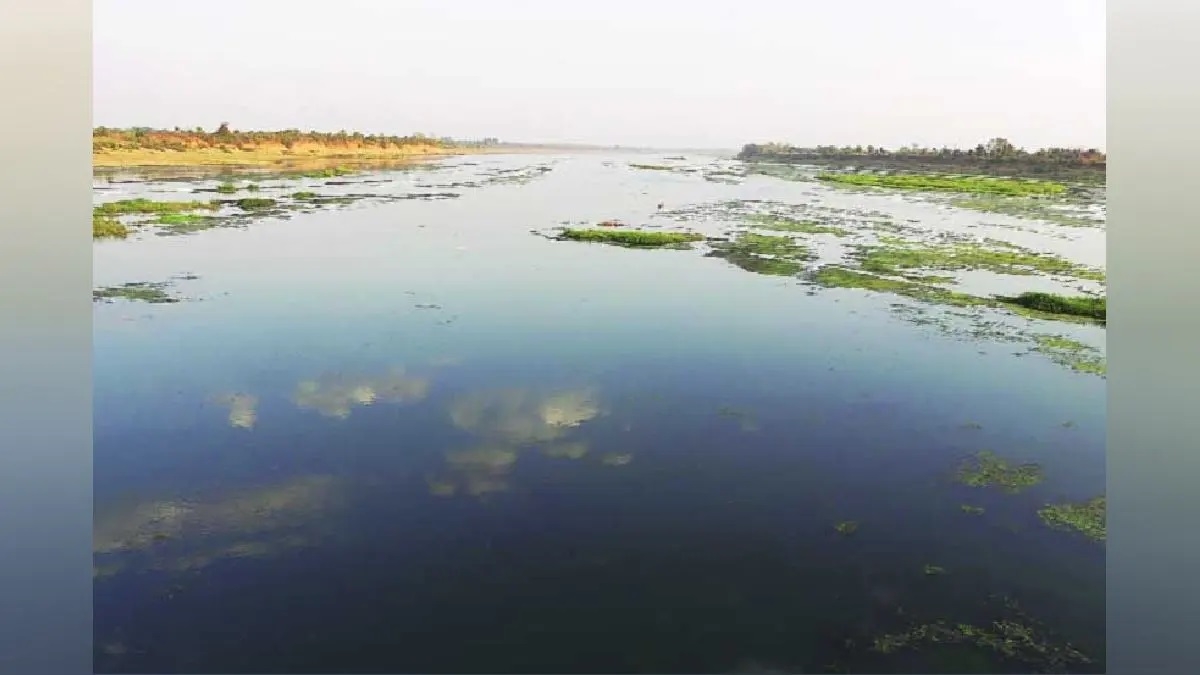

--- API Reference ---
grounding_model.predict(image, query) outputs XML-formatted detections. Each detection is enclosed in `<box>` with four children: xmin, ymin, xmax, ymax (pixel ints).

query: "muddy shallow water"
<box><xmin>93</xmin><ymin>154</ymin><xmax>1105</xmax><ymax>673</ymax></box>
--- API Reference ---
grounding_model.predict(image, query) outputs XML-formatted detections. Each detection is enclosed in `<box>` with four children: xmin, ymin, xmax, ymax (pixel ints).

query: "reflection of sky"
<box><xmin>94</xmin><ymin>474</ymin><xmax>342</xmax><ymax>577</ymax></box>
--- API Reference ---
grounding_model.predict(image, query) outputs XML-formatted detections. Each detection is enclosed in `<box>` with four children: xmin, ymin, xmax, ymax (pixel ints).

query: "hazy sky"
<box><xmin>94</xmin><ymin>0</ymin><xmax>1105</xmax><ymax>150</ymax></box>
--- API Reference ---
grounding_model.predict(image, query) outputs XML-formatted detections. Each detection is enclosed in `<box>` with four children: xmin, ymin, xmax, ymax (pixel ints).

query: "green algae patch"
<box><xmin>1038</xmin><ymin>496</ymin><xmax>1105</xmax><ymax>542</ymax></box>
<box><xmin>923</xmin><ymin>564</ymin><xmax>947</xmax><ymax>576</ymax></box>
<box><xmin>1001</xmin><ymin>292</ymin><xmax>1106</xmax><ymax>322</ymax></box>
<box><xmin>291</xmin><ymin>191</ymin><xmax>319</xmax><ymax>200</ymax></box>
<box><xmin>1031</xmin><ymin>335</ymin><xmax>1106</xmax><ymax>376</ymax></box>
<box><xmin>743</xmin><ymin>214</ymin><xmax>851</xmax><ymax>236</ymax></box>
<box><xmin>94</xmin><ymin>198</ymin><xmax>221</xmax><ymax>216</ymax></box>
<box><xmin>950</xmin><ymin>194</ymin><xmax>1103</xmax><ymax>229</ymax></box>
<box><xmin>93</xmin><ymin>282</ymin><xmax>179</xmax><ymax>304</ymax></box>
<box><xmin>234</xmin><ymin>197</ymin><xmax>278</xmax><ymax>210</ymax></box>
<box><xmin>812</xmin><ymin>267</ymin><xmax>984</xmax><ymax>308</ymax></box>
<box><xmin>155</xmin><ymin>213</ymin><xmax>224</xmax><ymax>234</ymax></box>
<box><xmin>853</xmin><ymin>240</ymin><xmax>1105</xmax><ymax>282</ymax></box>
<box><xmin>558</xmin><ymin>228</ymin><xmax>704</xmax><ymax>248</ymax></box>
<box><xmin>871</xmin><ymin>618</ymin><xmax>1092</xmax><ymax>671</ymax></box>
<box><xmin>834</xmin><ymin>521</ymin><xmax>859</xmax><ymax>535</ymax></box>
<box><xmin>707</xmin><ymin>232</ymin><xmax>811</xmax><ymax>276</ymax></box>
<box><xmin>954</xmin><ymin>451</ymin><xmax>1044</xmax><ymax>493</ymax></box>
<box><xmin>215</xmin><ymin>182</ymin><xmax>238</xmax><ymax>194</ymax></box>
<box><xmin>93</xmin><ymin>215</ymin><xmax>128</xmax><ymax>239</ymax></box>
<box><xmin>960</xmin><ymin>504</ymin><xmax>985</xmax><ymax>515</ymax></box>
<box><xmin>819</xmin><ymin>172</ymin><xmax>1067</xmax><ymax>197</ymax></box>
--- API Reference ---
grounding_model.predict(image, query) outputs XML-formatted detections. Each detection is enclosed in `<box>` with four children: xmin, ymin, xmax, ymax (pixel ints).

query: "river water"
<box><xmin>93</xmin><ymin>153</ymin><xmax>1105</xmax><ymax>673</ymax></box>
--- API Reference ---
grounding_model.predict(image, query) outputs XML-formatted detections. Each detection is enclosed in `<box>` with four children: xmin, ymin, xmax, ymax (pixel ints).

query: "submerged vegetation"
<box><xmin>834</xmin><ymin>521</ymin><xmax>859</xmax><ymax>535</ymax></box>
<box><xmin>954</xmin><ymin>451</ymin><xmax>1044</xmax><ymax>493</ymax></box>
<box><xmin>234</xmin><ymin>198</ymin><xmax>277</xmax><ymax>210</ymax></box>
<box><xmin>1030</xmin><ymin>335</ymin><xmax>1107</xmax><ymax>376</ymax></box>
<box><xmin>1038</xmin><ymin>496</ymin><xmax>1106</xmax><ymax>542</ymax></box>
<box><xmin>743</xmin><ymin>214</ymin><xmax>851</xmax><ymax>236</ymax></box>
<box><xmin>93</xmin><ymin>281</ymin><xmax>179</xmax><ymax>304</ymax></box>
<box><xmin>707</xmin><ymin>232</ymin><xmax>811</xmax><ymax>276</ymax></box>
<box><xmin>557</xmin><ymin>228</ymin><xmax>704</xmax><ymax>248</ymax></box>
<box><xmin>871</xmin><ymin>613</ymin><xmax>1092</xmax><ymax>671</ymax></box>
<box><xmin>852</xmin><ymin>240</ymin><xmax>1104</xmax><ymax>282</ymax></box>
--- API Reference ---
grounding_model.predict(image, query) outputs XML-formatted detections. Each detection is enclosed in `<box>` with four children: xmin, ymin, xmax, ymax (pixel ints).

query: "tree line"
<box><xmin>739</xmin><ymin>137</ymin><xmax>1105</xmax><ymax>166</ymax></box>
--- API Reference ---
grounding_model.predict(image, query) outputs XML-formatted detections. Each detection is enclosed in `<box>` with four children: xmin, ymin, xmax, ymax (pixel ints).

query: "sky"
<box><xmin>93</xmin><ymin>0</ymin><xmax>1106</xmax><ymax>150</ymax></box>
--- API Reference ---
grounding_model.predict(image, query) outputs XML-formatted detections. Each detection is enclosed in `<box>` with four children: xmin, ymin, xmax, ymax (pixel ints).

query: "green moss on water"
<box><xmin>1030</xmin><ymin>334</ymin><xmax>1107</xmax><ymax>375</ymax></box>
<box><xmin>812</xmin><ymin>266</ymin><xmax>1106</xmax><ymax>325</ymax></box>
<box><xmin>94</xmin><ymin>198</ymin><xmax>220</xmax><ymax>216</ymax></box>
<box><xmin>215</xmin><ymin>182</ymin><xmax>237</xmax><ymax>194</ymax></box>
<box><xmin>834</xmin><ymin>521</ymin><xmax>859</xmax><ymax>535</ymax></box>
<box><xmin>93</xmin><ymin>214</ymin><xmax>128</xmax><ymax>239</ymax></box>
<box><xmin>291</xmin><ymin>191</ymin><xmax>318</xmax><ymax>200</ymax></box>
<box><xmin>954</xmin><ymin>451</ymin><xmax>1044</xmax><ymax>493</ymax></box>
<box><xmin>950</xmin><ymin>195</ymin><xmax>1102</xmax><ymax>229</ymax></box>
<box><xmin>854</xmin><ymin>241</ymin><xmax>1105</xmax><ymax>282</ymax></box>
<box><xmin>811</xmin><ymin>267</ymin><xmax>985</xmax><ymax>307</ymax></box>
<box><xmin>234</xmin><ymin>198</ymin><xmax>277</xmax><ymax>210</ymax></box>
<box><xmin>93</xmin><ymin>282</ymin><xmax>178</xmax><ymax>304</ymax></box>
<box><xmin>559</xmin><ymin>228</ymin><xmax>704</xmax><ymax>248</ymax></box>
<box><xmin>743</xmin><ymin>214</ymin><xmax>851</xmax><ymax>236</ymax></box>
<box><xmin>707</xmin><ymin>232</ymin><xmax>811</xmax><ymax>276</ymax></box>
<box><xmin>155</xmin><ymin>212</ymin><xmax>223</xmax><ymax>233</ymax></box>
<box><xmin>1038</xmin><ymin>496</ymin><xmax>1106</xmax><ymax>542</ymax></box>
<box><xmin>1001</xmin><ymin>292</ymin><xmax>1106</xmax><ymax>322</ymax></box>
<box><xmin>871</xmin><ymin>618</ymin><xmax>1091</xmax><ymax>671</ymax></box>
<box><xmin>819</xmin><ymin>173</ymin><xmax>1067</xmax><ymax>197</ymax></box>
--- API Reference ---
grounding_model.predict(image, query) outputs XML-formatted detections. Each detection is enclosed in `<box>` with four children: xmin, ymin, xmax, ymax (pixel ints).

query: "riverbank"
<box><xmin>92</xmin><ymin>127</ymin><xmax>498</xmax><ymax>168</ymax></box>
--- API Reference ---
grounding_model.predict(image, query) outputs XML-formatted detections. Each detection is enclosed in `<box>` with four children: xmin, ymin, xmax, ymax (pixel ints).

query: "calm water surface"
<box><xmin>94</xmin><ymin>154</ymin><xmax>1105</xmax><ymax>673</ymax></box>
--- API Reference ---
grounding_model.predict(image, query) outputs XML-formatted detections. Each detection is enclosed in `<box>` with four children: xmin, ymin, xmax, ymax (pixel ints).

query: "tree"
<box><xmin>215</xmin><ymin>122</ymin><xmax>231</xmax><ymax>135</ymax></box>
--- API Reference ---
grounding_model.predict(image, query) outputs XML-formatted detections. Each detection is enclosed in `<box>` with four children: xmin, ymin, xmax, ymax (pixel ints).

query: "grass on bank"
<box><xmin>818</xmin><ymin>172</ymin><xmax>1068</xmax><ymax>197</ymax></box>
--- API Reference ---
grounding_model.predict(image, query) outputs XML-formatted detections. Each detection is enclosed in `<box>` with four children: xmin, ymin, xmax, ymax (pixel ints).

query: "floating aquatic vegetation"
<box><xmin>94</xmin><ymin>198</ymin><xmax>221</xmax><ymax>216</ymax></box>
<box><xmin>954</xmin><ymin>451</ymin><xmax>1044</xmax><ymax>493</ymax></box>
<box><xmin>850</xmin><ymin>240</ymin><xmax>1105</xmax><ymax>283</ymax></box>
<box><xmin>1038</xmin><ymin>496</ymin><xmax>1105</xmax><ymax>542</ymax></box>
<box><xmin>93</xmin><ymin>214</ymin><xmax>128</xmax><ymax>239</ymax></box>
<box><xmin>834</xmin><ymin>521</ymin><xmax>859</xmax><ymax>535</ymax></box>
<box><xmin>818</xmin><ymin>173</ymin><xmax>1067</xmax><ymax>197</ymax></box>
<box><xmin>93</xmin><ymin>281</ymin><xmax>180</xmax><ymax>304</ymax></box>
<box><xmin>743</xmin><ymin>214</ymin><xmax>851</xmax><ymax>236</ymax></box>
<box><xmin>707</xmin><ymin>232</ymin><xmax>812</xmax><ymax>276</ymax></box>
<box><xmin>557</xmin><ymin>228</ymin><xmax>705</xmax><ymax>248</ymax></box>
